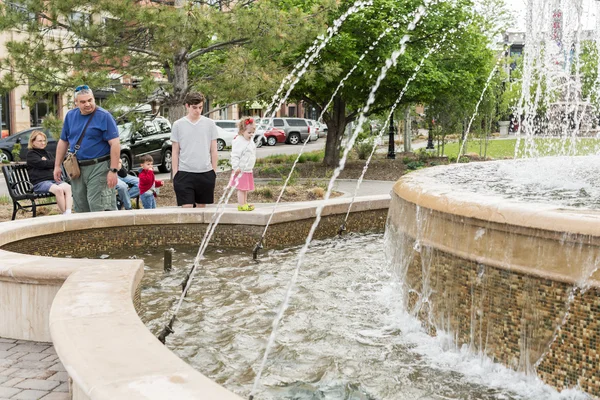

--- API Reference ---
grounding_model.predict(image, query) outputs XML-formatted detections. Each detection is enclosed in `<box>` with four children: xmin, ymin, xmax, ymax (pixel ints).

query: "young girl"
<box><xmin>229</xmin><ymin>117</ymin><xmax>257</xmax><ymax>211</ymax></box>
<box><xmin>26</xmin><ymin>130</ymin><xmax>73</xmax><ymax>215</ymax></box>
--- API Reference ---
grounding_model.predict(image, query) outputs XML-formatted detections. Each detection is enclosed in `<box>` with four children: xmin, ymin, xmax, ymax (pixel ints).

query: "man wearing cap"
<box><xmin>53</xmin><ymin>85</ymin><xmax>121</xmax><ymax>212</ymax></box>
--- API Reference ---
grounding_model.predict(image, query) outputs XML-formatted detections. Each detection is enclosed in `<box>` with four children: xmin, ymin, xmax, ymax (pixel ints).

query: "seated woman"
<box><xmin>26</xmin><ymin>130</ymin><xmax>73</xmax><ymax>215</ymax></box>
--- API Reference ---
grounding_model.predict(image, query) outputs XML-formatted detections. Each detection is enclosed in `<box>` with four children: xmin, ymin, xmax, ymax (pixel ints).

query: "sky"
<box><xmin>504</xmin><ymin>0</ymin><xmax>598</xmax><ymax>30</ymax></box>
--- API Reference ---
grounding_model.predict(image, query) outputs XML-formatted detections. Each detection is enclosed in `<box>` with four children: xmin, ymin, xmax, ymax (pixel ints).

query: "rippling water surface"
<box><xmin>433</xmin><ymin>156</ymin><xmax>600</xmax><ymax>209</ymax></box>
<box><xmin>103</xmin><ymin>234</ymin><xmax>589</xmax><ymax>399</ymax></box>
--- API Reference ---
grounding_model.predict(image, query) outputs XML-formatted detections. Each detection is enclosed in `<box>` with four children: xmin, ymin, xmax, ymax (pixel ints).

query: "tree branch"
<box><xmin>186</xmin><ymin>38</ymin><xmax>250</xmax><ymax>61</ymax></box>
<box><xmin>127</xmin><ymin>46</ymin><xmax>161</xmax><ymax>58</ymax></box>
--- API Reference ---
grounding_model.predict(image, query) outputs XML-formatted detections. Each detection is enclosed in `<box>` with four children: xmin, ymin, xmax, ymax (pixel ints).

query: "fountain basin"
<box><xmin>387</xmin><ymin>158</ymin><xmax>600</xmax><ymax>396</ymax></box>
<box><xmin>0</xmin><ymin>196</ymin><xmax>388</xmax><ymax>400</ymax></box>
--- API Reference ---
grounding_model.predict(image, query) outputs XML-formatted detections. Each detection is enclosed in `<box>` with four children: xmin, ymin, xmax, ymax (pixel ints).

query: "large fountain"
<box><xmin>386</xmin><ymin>0</ymin><xmax>600</xmax><ymax>395</ymax></box>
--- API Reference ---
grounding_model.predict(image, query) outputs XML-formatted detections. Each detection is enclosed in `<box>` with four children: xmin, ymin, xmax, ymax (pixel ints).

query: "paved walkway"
<box><xmin>0</xmin><ymin>338</ymin><xmax>68</xmax><ymax>400</ymax></box>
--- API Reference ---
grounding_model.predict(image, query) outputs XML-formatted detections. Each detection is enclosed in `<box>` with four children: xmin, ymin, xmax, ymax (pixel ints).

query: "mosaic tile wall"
<box><xmin>1</xmin><ymin>210</ymin><xmax>387</xmax><ymax>258</ymax></box>
<box><xmin>399</xmin><ymin>240</ymin><xmax>600</xmax><ymax>397</ymax></box>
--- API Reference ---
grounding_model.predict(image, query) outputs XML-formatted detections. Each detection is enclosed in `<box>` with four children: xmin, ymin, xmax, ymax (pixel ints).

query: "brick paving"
<box><xmin>0</xmin><ymin>338</ymin><xmax>68</xmax><ymax>400</ymax></box>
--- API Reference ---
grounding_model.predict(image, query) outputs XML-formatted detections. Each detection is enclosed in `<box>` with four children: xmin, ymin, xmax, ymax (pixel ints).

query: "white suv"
<box><xmin>261</xmin><ymin>118</ymin><xmax>311</xmax><ymax>145</ymax></box>
<box><xmin>213</xmin><ymin>120</ymin><xmax>237</xmax><ymax>151</ymax></box>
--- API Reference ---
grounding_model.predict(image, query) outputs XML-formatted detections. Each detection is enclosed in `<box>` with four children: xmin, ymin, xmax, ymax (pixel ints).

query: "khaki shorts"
<box><xmin>71</xmin><ymin>160</ymin><xmax>117</xmax><ymax>212</ymax></box>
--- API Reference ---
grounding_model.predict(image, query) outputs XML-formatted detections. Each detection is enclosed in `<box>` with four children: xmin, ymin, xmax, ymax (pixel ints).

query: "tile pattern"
<box><xmin>400</xmin><ymin>243</ymin><xmax>599</xmax><ymax>397</ymax></box>
<box><xmin>0</xmin><ymin>338</ymin><xmax>68</xmax><ymax>400</ymax></box>
<box><xmin>1</xmin><ymin>210</ymin><xmax>387</xmax><ymax>257</ymax></box>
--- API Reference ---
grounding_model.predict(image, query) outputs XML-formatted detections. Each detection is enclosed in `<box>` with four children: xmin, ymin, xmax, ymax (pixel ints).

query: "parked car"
<box><xmin>0</xmin><ymin>127</ymin><xmax>53</xmax><ymax>162</ymax></box>
<box><xmin>260</xmin><ymin>118</ymin><xmax>311</xmax><ymax>145</ymax></box>
<box><xmin>118</xmin><ymin>116</ymin><xmax>172</xmax><ymax>173</ymax></box>
<box><xmin>213</xmin><ymin>120</ymin><xmax>238</xmax><ymax>151</ymax></box>
<box><xmin>261</xmin><ymin>128</ymin><xmax>287</xmax><ymax>146</ymax></box>
<box><xmin>305</xmin><ymin>119</ymin><xmax>319</xmax><ymax>141</ymax></box>
<box><xmin>317</xmin><ymin>121</ymin><xmax>328</xmax><ymax>137</ymax></box>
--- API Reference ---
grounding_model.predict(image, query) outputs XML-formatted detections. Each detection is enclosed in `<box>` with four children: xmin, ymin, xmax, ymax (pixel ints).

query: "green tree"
<box><xmin>0</xmin><ymin>0</ymin><xmax>329</xmax><ymax>121</ymax></box>
<box><xmin>287</xmin><ymin>0</ymin><xmax>497</xmax><ymax>166</ymax></box>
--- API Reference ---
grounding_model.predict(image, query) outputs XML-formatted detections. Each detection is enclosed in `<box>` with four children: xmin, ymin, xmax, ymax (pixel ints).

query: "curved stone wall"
<box><xmin>389</xmin><ymin>165</ymin><xmax>600</xmax><ymax>396</ymax></box>
<box><xmin>0</xmin><ymin>196</ymin><xmax>389</xmax><ymax>400</ymax></box>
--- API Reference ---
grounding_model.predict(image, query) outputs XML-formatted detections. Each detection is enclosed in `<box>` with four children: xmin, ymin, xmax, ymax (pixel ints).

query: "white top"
<box><xmin>230</xmin><ymin>135</ymin><xmax>256</xmax><ymax>173</ymax></box>
<box><xmin>171</xmin><ymin>116</ymin><xmax>218</xmax><ymax>173</ymax></box>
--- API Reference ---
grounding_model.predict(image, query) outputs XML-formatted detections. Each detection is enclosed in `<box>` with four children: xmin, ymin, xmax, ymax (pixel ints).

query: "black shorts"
<box><xmin>173</xmin><ymin>170</ymin><xmax>216</xmax><ymax>206</ymax></box>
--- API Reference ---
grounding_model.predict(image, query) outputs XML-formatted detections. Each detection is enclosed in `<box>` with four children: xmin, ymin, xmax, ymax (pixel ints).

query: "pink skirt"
<box><xmin>229</xmin><ymin>171</ymin><xmax>255</xmax><ymax>191</ymax></box>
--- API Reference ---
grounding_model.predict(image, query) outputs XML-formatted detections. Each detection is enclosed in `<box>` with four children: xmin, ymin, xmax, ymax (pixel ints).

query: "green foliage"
<box><xmin>0</xmin><ymin>0</ymin><xmax>330</xmax><ymax>118</ymax></box>
<box><xmin>256</xmin><ymin>151</ymin><xmax>324</xmax><ymax>165</ymax></box>
<box><xmin>41</xmin><ymin>115</ymin><xmax>63</xmax><ymax>140</ymax></box>
<box><xmin>217</xmin><ymin>158</ymin><xmax>231</xmax><ymax>171</ymax></box>
<box><xmin>415</xmin><ymin>148</ymin><xmax>430</xmax><ymax>163</ymax></box>
<box><xmin>580</xmin><ymin>41</ymin><xmax>600</xmax><ymax>106</ymax></box>
<box><xmin>254</xmin><ymin>187</ymin><xmax>274</xmax><ymax>199</ymax></box>
<box><xmin>11</xmin><ymin>143</ymin><xmax>21</xmax><ymax>162</ymax></box>
<box><xmin>443</xmin><ymin>138</ymin><xmax>600</xmax><ymax>159</ymax></box>
<box><xmin>406</xmin><ymin>160</ymin><xmax>424</xmax><ymax>170</ymax></box>
<box><xmin>0</xmin><ymin>195</ymin><xmax>10</xmax><ymax>205</ymax></box>
<box><xmin>354</xmin><ymin>138</ymin><xmax>374</xmax><ymax>160</ymax></box>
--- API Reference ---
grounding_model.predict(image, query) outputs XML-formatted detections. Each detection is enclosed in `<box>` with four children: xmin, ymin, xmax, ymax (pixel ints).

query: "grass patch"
<box><xmin>0</xmin><ymin>195</ymin><xmax>11</xmax><ymax>205</ymax></box>
<box><xmin>442</xmin><ymin>138</ymin><xmax>600</xmax><ymax>159</ymax></box>
<box><xmin>255</xmin><ymin>150</ymin><xmax>324</xmax><ymax>166</ymax></box>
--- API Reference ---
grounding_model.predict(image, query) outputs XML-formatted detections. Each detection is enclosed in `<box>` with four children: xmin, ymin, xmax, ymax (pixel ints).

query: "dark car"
<box><xmin>118</xmin><ymin>117</ymin><xmax>173</xmax><ymax>173</ymax></box>
<box><xmin>0</xmin><ymin>127</ymin><xmax>54</xmax><ymax>162</ymax></box>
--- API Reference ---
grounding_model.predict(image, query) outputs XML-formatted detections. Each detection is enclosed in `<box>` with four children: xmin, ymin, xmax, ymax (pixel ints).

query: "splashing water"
<box><xmin>342</xmin><ymin>35</ymin><xmax>448</xmax><ymax>224</ymax></box>
<box><xmin>250</xmin><ymin>2</ymin><xmax>432</xmax><ymax>397</ymax></box>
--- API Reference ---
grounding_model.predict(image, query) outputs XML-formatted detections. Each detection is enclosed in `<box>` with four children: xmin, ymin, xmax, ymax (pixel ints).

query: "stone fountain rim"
<box><xmin>0</xmin><ymin>195</ymin><xmax>389</xmax><ymax>400</ymax></box>
<box><xmin>393</xmin><ymin>159</ymin><xmax>600</xmax><ymax>237</ymax></box>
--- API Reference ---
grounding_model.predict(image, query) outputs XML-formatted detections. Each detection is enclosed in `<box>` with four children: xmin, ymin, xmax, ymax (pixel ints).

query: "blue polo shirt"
<box><xmin>60</xmin><ymin>106</ymin><xmax>119</xmax><ymax>161</ymax></box>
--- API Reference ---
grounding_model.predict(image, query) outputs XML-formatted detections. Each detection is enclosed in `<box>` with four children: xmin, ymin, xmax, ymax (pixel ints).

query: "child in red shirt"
<box><xmin>138</xmin><ymin>155</ymin><xmax>163</xmax><ymax>209</ymax></box>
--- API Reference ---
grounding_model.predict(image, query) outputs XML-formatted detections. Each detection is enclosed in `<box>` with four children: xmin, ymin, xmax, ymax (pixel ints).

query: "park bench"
<box><xmin>2</xmin><ymin>164</ymin><xmax>141</xmax><ymax>220</ymax></box>
<box><xmin>1</xmin><ymin>163</ymin><xmax>69</xmax><ymax>221</ymax></box>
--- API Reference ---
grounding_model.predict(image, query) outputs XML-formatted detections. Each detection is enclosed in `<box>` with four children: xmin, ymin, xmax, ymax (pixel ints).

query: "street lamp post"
<box><xmin>426</xmin><ymin>119</ymin><xmax>435</xmax><ymax>150</ymax></box>
<box><xmin>387</xmin><ymin>113</ymin><xmax>395</xmax><ymax>159</ymax></box>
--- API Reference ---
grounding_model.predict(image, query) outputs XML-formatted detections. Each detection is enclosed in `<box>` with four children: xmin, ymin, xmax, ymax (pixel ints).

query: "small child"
<box><xmin>138</xmin><ymin>155</ymin><xmax>164</xmax><ymax>209</ymax></box>
<box><xmin>229</xmin><ymin>117</ymin><xmax>257</xmax><ymax>211</ymax></box>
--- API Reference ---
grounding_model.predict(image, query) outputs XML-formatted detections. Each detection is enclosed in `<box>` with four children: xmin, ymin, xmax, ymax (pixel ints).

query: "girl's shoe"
<box><xmin>238</xmin><ymin>204</ymin><xmax>254</xmax><ymax>211</ymax></box>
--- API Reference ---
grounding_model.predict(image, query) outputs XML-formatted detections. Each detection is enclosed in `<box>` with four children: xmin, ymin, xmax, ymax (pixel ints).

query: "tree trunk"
<box><xmin>167</xmin><ymin>49</ymin><xmax>188</xmax><ymax>123</ymax></box>
<box><xmin>323</xmin><ymin>96</ymin><xmax>347</xmax><ymax>167</ymax></box>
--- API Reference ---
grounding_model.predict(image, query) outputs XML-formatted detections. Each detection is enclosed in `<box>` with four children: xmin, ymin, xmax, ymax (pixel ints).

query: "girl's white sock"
<box><xmin>64</xmin><ymin>209</ymin><xmax>72</xmax><ymax>215</ymax></box>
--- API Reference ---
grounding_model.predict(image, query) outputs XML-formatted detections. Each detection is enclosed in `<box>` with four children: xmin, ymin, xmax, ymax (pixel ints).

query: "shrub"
<box><xmin>310</xmin><ymin>187</ymin><xmax>325</xmax><ymax>199</ymax></box>
<box><xmin>406</xmin><ymin>161</ymin><xmax>425</xmax><ymax>170</ymax></box>
<box><xmin>355</xmin><ymin>139</ymin><xmax>374</xmax><ymax>160</ymax></box>
<box><xmin>11</xmin><ymin>143</ymin><xmax>21</xmax><ymax>162</ymax></box>
<box><xmin>217</xmin><ymin>158</ymin><xmax>231</xmax><ymax>170</ymax></box>
<box><xmin>254</xmin><ymin>187</ymin><xmax>273</xmax><ymax>199</ymax></box>
<box><xmin>415</xmin><ymin>148</ymin><xmax>429</xmax><ymax>162</ymax></box>
<box><xmin>284</xmin><ymin>186</ymin><xmax>298</xmax><ymax>196</ymax></box>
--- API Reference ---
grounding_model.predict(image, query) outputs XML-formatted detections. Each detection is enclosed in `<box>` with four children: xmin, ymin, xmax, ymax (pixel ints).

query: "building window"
<box><xmin>0</xmin><ymin>93</ymin><xmax>11</xmax><ymax>137</ymax></box>
<box><xmin>288</xmin><ymin>106</ymin><xmax>296</xmax><ymax>117</ymax></box>
<box><xmin>70</xmin><ymin>12</ymin><xmax>91</xmax><ymax>27</ymax></box>
<box><xmin>30</xmin><ymin>93</ymin><xmax>58</xmax><ymax>126</ymax></box>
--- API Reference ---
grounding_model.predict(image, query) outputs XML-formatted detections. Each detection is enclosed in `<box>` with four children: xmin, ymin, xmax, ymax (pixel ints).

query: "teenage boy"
<box><xmin>171</xmin><ymin>92</ymin><xmax>219</xmax><ymax>208</ymax></box>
